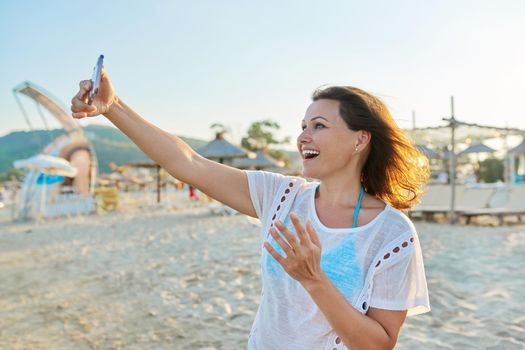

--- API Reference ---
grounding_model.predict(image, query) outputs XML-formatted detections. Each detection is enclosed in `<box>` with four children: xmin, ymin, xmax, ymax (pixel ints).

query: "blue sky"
<box><xmin>1</xmin><ymin>1</ymin><xmax>524</xmax><ymax>146</ymax></box>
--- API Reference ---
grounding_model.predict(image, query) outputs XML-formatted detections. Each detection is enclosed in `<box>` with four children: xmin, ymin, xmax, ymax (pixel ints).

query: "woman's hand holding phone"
<box><xmin>71</xmin><ymin>56</ymin><xmax>117</xmax><ymax>119</ymax></box>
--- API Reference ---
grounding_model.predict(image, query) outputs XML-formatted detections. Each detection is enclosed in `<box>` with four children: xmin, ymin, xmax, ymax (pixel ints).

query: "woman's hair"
<box><xmin>312</xmin><ymin>86</ymin><xmax>430</xmax><ymax>210</ymax></box>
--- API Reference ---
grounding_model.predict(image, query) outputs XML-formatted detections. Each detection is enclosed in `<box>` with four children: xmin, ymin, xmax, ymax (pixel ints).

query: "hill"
<box><xmin>0</xmin><ymin>125</ymin><xmax>207</xmax><ymax>179</ymax></box>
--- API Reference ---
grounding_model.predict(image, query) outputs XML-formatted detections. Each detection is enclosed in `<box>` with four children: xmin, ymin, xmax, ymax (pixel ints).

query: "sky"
<box><xmin>1</xmin><ymin>0</ymin><xmax>524</xmax><ymax>148</ymax></box>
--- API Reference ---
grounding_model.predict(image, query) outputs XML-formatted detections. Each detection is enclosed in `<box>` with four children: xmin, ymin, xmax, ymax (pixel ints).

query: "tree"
<box><xmin>210</xmin><ymin>123</ymin><xmax>230</xmax><ymax>138</ymax></box>
<box><xmin>0</xmin><ymin>168</ymin><xmax>24</xmax><ymax>182</ymax></box>
<box><xmin>241</xmin><ymin>119</ymin><xmax>291</xmax><ymax>163</ymax></box>
<box><xmin>479</xmin><ymin>157</ymin><xmax>504</xmax><ymax>183</ymax></box>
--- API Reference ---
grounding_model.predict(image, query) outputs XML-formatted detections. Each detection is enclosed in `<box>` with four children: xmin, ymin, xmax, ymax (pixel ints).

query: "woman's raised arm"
<box><xmin>71</xmin><ymin>68</ymin><xmax>257</xmax><ymax>217</ymax></box>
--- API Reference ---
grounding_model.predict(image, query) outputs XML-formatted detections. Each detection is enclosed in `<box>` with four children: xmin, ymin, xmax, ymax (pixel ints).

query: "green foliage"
<box><xmin>241</xmin><ymin>119</ymin><xmax>291</xmax><ymax>151</ymax></box>
<box><xmin>0</xmin><ymin>168</ymin><xmax>24</xmax><ymax>182</ymax></box>
<box><xmin>209</xmin><ymin>123</ymin><xmax>230</xmax><ymax>135</ymax></box>
<box><xmin>0</xmin><ymin>129</ymin><xmax>65</xmax><ymax>174</ymax></box>
<box><xmin>479</xmin><ymin>157</ymin><xmax>504</xmax><ymax>183</ymax></box>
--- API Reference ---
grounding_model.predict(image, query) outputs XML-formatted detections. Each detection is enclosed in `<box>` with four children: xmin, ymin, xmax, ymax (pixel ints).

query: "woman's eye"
<box><xmin>301</xmin><ymin>125</ymin><xmax>306</xmax><ymax>131</ymax></box>
<box><xmin>315</xmin><ymin>123</ymin><xmax>325</xmax><ymax>129</ymax></box>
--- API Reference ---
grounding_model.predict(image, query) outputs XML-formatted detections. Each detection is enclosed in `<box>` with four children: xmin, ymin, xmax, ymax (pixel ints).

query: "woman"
<box><xmin>71</xmin><ymin>69</ymin><xmax>430</xmax><ymax>350</ymax></box>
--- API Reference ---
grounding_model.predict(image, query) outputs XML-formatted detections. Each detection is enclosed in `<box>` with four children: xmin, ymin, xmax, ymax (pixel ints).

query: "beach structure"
<box><xmin>232</xmin><ymin>149</ymin><xmax>284</xmax><ymax>170</ymax></box>
<box><xmin>410</xmin><ymin>182</ymin><xmax>525</xmax><ymax>225</ymax></box>
<box><xmin>408</xmin><ymin>97</ymin><xmax>525</xmax><ymax>224</ymax></box>
<box><xmin>124</xmin><ymin>161</ymin><xmax>163</xmax><ymax>203</ymax></box>
<box><xmin>458</xmin><ymin>185</ymin><xmax>525</xmax><ymax>224</ymax></box>
<box><xmin>14</xmin><ymin>154</ymin><xmax>78</xmax><ymax>222</ymax></box>
<box><xmin>508</xmin><ymin>140</ymin><xmax>525</xmax><ymax>184</ymax></box>
<box><xmin>12</xmin><ymin>81</ymin><xmax>98</xmax><ymax>220</ymax></box>
<box><xmin>458</xmin><ymin>142</ymin><xmax>496</xmax><ymax>156</ymax></box>
<box><xmin>197</xmin><ymin>133</ymin><xmax>251</xmax><ymax>215</ymax></box>
<box><xmin>416</xmin><ymin>144</ymin><xmax>441</xmax><ymax>159</ymax></box>
<box><xmin>196</xmin><ymin>132</ymin><xmax>250</xmax><ymax>164</ymax></box>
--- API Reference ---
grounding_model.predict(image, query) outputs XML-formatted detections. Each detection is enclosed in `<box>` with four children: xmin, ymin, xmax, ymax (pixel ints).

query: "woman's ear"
<box><xmin>356</xmin><ymin>131</ymin><xmax>372</xmax><ymax>149</ymax></box>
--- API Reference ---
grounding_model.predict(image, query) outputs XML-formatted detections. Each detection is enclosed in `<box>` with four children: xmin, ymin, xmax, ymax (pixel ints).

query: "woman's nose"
<box><xmin>297</xmin><ymin>129</ymin><xmax>312</xmax><ymax>144</ymax></box>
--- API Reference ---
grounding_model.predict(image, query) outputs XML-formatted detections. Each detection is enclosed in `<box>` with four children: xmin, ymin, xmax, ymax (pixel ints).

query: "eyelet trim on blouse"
<box><xmin>356</xmin><ymin>234</ymin><xmax>415</xmax><ymax>314</ymax></box>
<box><xmin>328</xmin><ymin>235</ymin><xmax>415</xmax><ymax>350</ymax></box>
<box><xmin>267</xmin><ymin>180</ymin><xmax>297</xmax><ymax>236</ymax></box>
<box><xmin>330</xmin><ymin>334</ymin><xmax>344</xmax><ymax>350</ymax></box>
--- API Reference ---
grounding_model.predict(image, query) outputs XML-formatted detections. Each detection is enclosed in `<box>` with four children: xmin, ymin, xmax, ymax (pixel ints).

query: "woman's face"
<box><xmin>297</xmin><ymin>99</ymin><xmax>359</xmax><ymax>180</ymax></box>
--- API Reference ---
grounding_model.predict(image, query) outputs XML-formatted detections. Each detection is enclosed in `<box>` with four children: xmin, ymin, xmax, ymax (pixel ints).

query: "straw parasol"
<box><xmin>124</xmin><ymin>161</ymin><xmax>163</xmax><ymax>203</ymax></box>
<box><xmin>509</xmin><ymin>140</ymin><xmax>525</xmax><ymax>154</ymax></box>
<box><xmin>416</xmin><ymin>144</ymin><xmax>440</xmax><ymax>159</ymax></box>
<box><xmin>197</xmin><ymin>132</ymin><xmax>250</xmax><ymax>164</ymax></box>
<box><xmin>458</xmin><ymin>143</ymin><xmax>495</xmax><ymax>156</ymax></box>
<box><xmin>233</xmin><ymin>149</ymin><xmax>284</xmax><ymax>170</ymax></box>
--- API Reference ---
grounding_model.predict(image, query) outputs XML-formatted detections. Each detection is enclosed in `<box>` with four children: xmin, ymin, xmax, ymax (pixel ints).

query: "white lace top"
<box><xmin>245</xmin><ymin>171</ymin><xmax>430</xmax><ymax>350</ymax></box>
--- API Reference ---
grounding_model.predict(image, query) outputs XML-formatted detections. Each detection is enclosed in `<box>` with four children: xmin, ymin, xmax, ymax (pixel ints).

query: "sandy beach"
<box><xmin>1</xmin><ymin>205</ymin><xmax>525</xmax><ymax>349</ymax></box>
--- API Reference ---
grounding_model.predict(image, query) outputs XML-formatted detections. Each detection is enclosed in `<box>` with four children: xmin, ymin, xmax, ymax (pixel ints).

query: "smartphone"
<box><xmin>88</xmin><ymin>54</ymin><xmax>104</xmax><ymax>105</ymax></box>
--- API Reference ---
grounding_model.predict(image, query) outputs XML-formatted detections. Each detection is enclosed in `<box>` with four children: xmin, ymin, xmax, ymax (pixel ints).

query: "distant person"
<box><xmin>0</xmin><ymin>186</ymin><xmax>5</xmax><ymax>209</ymax></box>
<box><xmin>71</xmin><ymin>68</ymin><xmax>431</xmax><ymax>349</ymax></box>
<box><xmin>188</xmin><ymin>185</ymin><xmax>199</xmax><ymax>201</ymax></box>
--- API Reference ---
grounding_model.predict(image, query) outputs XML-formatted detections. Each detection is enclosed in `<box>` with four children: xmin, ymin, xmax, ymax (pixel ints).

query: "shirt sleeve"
<box><xmin>369</xmin><ymin>232</ymin><xmax>430</xmax><ymax>317</ymax></box>
<box><xmin>245</xmin><ymin>170</ymin><xmax>285</xmax><ymax>222</ymax></box>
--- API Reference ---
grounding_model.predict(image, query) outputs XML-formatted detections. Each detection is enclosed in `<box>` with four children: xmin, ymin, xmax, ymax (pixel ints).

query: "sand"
<box><xmin>1</xmin><ymin>206</ymin><xmax>525</xmax><ymax>349</ymax></box>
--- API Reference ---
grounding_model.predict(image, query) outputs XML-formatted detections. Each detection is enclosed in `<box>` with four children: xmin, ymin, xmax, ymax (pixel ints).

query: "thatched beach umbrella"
<box><xmin>124</xmin><ymin>161</ymin><xmax>162</xmax><ymax>203</ymax></box>
<box><xmin>233</xmin><ymin>149</ymin><xmax>284</xmax><ymax>170</ymax></box>
<box><xmin>416</xmin><ymin>144</ymin><xmax>440</xmax><ymax>159</ymax></box>
<box><xmin>458</xmin><ymin>143</ymin><xmax>495</xmax><ymax>156</ymax></box>
<box><xmin>509</xmin><ymin>140</ymin><xmax>525</xmax><ymax>154</ymax></box>
<box><xmin>197</xmin><ymin>132</ymin><xmax>249</xmax><ymax>164</ymax></box>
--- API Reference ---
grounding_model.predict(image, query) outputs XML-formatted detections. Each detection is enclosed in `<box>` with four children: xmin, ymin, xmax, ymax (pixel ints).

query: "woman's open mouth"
<box><xmin>302</xmin><ymin>149</ymin><xmax>320</xmax><ymax>161</ymax></box>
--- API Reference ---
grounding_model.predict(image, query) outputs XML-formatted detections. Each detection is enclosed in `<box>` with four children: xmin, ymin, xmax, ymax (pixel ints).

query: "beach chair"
<box><xmin>95</xmin><ymin>186</ymin><xmax>119</xmax><ymax>213</ymax></box>
<box><xmin>459</xmin><ymin>185</ymin><xmax>525</xmax><ymax>224</ymax></box>
<box><xmin>409</xmin><ymin>184</ymin><xmax>499</xmax><ymax>223</ymax></box>
<box><xmin>409</xmin><ymin>184</ymin><xmax>463</xmax><ymax>220</ymax></box>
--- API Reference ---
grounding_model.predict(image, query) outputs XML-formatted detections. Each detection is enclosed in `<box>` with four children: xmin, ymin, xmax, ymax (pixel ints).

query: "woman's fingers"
<box><xmin>266</xmin><ymin>216</ymin><xmax>323</xmax><ymax>284</ymax></box>
<box><xmin>79</xmin><ymin>79</ymin><xmax>92</xmax><ymax>93</ymax></box>
<box><xmin>264</xmin><ymin>241</ymin><xmax>286</xmax><ymax>264</ymax></box>
<box><xmin>289</xmin><ymin>212</ymin><xmax>311</xmax><ymax>245</ymax></box>
<box><xmin>71</xmin><ymin>80</ymin><xmax>96</xmax><ymax>118</ymax></box>
<box><xmin>76</xmin><ymin>80</ymin><xmax>92</xmax><ymax>102</ymax></box>
<box><xmin>269</xmin><ymin>227</ymin><xmax>294</xmax><ymax>257</ymax></box>
<box><xmin>71</xmin><ymin>98</ymin><xmax>96</xmax><ymax>118</ymax></box>
<box><xmin>100</xmin><ymin>65</ymin><xmax>108</xmax><ymax>81</ymax></box>
<box><xmin>306</xmin><ymin>219</ymin><xmax>322</xmax><ymax>247</ymax></box>
<box><xmin>274</xmin><ymin>219</ymin><xmax>299</xmax><ymax>250</ymax></box>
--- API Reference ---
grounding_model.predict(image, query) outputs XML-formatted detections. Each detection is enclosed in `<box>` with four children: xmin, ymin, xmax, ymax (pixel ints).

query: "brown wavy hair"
<box><xmin>312</xmin><ymin>86</ymin><xmax>430</xmax><ymax>210</ymax></box>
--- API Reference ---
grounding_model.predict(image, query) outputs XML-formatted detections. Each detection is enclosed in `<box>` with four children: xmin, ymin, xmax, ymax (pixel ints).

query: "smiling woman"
<box><xmin>71</xmin><ymin>67</ymin><xmax>430</xmax><ymax>349</ymax></box>
<box><xmin>310</xmin><ymin>86</ymin><xmax>429</xmax><ymax>209</ymax></box>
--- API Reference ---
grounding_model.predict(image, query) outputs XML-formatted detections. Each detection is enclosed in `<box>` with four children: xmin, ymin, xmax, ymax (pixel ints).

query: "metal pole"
<box><xmin>502</xmin><ymin>128</ymin><xmax>510</xmax><ymax>186</ymax></box>
<box><xmin>13</xmin><ymin>90</ymin><xmax>34</xmax><ymax>131</ymax></box>
<box><xmin>449</xmin><ymin>96</ymin><xmax>457</xmax><ymax>224</ymax></box>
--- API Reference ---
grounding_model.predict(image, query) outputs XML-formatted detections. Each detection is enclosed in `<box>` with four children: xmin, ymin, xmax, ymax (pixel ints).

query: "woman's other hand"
<box><xmin>264</xmin><ymin>212</ymin><xmax>325</xmax><ymax>289</ymax></box>
<box><xmin>71</xmin><ymin>66</ymin><xmax>117</xmax><ymax>119</ymax></box>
